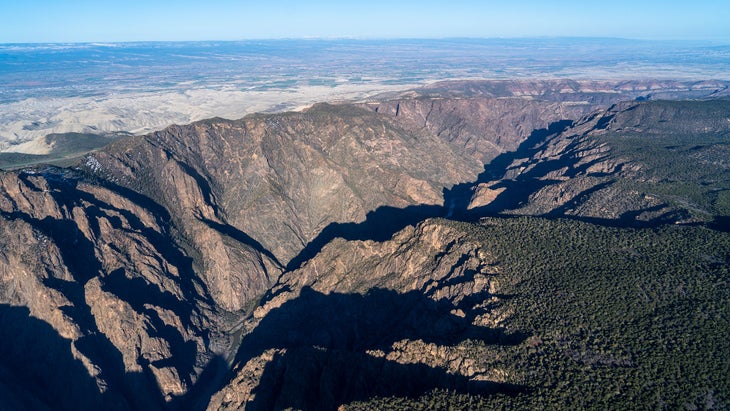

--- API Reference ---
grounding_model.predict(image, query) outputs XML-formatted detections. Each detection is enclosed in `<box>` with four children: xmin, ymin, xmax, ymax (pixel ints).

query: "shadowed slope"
<box><xmin>239</xmin><ymin>287</ymin><xmax>525</xmax><ymax>411</ymax></box>
<box><xmin>0</xmin><ymin>305</ymin><xmax>126</xmax><ymax>410</ymax></box>
<box><xmin>444</xmin><ymin>100</ymin><xmax>730</xmax><ymax>231</ymax></box>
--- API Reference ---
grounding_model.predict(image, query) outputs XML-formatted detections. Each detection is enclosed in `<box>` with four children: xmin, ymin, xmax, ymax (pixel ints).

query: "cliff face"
<box><xmin>359</xmin><ymin>79</ymin><xmax>730</xmax><ymax>165</ymax></box>
<box><xmin>460</xmin><ymin>99</ymin><xmax>730</xmax><ymax>227</ymax></box>
<box><xmin>87</xmin><ymin>104</ymin><xmax>483</xmax><ymax>271</ymax></box>
<box><xmin>208</xmin><ymin>218</ymin><xmax>516</xmax><ymax>410</ymax></box>
<box><xmin>0</xmin><ymin>81</ymin><xmax>728</xmax><ymax>410</ymax></box>
<box><xmin>0</xmin><ymin>169</ymin><xmax>216</xmax><ymax>408</ymax></box>
<box><xmin>0</xmin><ymin>100</ymin><xmax>493</xmax><ymax>409</ymax></box>
<box><xmin>360</xmin><ymin>97</ymin><xmax>591</xmax><ymax>164</ymax></box>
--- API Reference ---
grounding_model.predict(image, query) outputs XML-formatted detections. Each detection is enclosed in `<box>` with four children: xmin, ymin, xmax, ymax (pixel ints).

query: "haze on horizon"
<box><xmin>2</xmin><ymin>0</ymin><xmax>729</xmax><ymax>44</ymax></box>
<box><xmin>2</xmin><ymin>1</ymin><xmax>729</xmax><ymax>156</ymax></box>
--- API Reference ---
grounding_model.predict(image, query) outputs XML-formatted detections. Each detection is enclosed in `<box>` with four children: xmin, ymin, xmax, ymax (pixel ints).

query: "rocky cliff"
<box><xmin>0</xmin><ymin>80</ymin><xmax>728</xmax><ymax>410</ymax></box>
<box><xmin>208</xmin><ymin>218</ymin><xmax>519</xmax><ymax>410</ymax></box>
<box><xmin>0</xmin><ymin>169</ymin><xmax>216</xmax><ymax>408</ymax></box>
<box><xmin>459</xmin><ymin>99</ymin><xmax>730</xmax><ymax>228</ymax></box>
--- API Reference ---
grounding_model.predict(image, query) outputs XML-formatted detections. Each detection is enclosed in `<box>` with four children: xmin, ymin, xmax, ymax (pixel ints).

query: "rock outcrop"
<box><xmin>1</xmin><ymin>81</ymin><xmax>728</xmax><ymax>409</ymax></box>
<box><xmin>87</xmin><ymin>104</ymin><xmax>483</xmax><ymax>270</ymax></box>
<box><xmin>360</xmin><ymin>97</ymin><xmax>591</xmax><ymax>164</ymax></box>
<box><xmin>0</xmin><ymin>169</ymin><xmax>217</xmax><ymax>408</ymax></box>
<box><xmin>456</xmin><ymin>99</ymin><xmax>730</xmax><ymax>227</ymax></box>
<box><xmin>207</xmin><ymin>218</ymin><xmax>518</xmax><ymax>410</ymax></box>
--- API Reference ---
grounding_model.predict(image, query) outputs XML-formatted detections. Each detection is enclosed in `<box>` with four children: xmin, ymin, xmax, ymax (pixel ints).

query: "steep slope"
<box><xmin>86</xmin><ymin>103</ymin><xmax>482</xmax><ymax>272</ymax></box>
<box><xmin>0</xmin><ymin>100</ymin><xmax>489</xmax><ymax>409</ymax></box>
<box><xmin>0</xmin><ymin>82</ymin><xmax>728</xmax><ymax>410</ymax></box>
<box><xmin>458</xmin><ymin>99</ymin><xmax>730</xmax><ymax>229</ymax></box>
<box><xmin>207</xmin><ymin>218</ymin><xmax>521</xmax><ymax>410</ymax></box>
<box><xmin>360</xmin><ymin>97</ymin><xmax>585</xmax><ymax>164</ymax></box>
<box><xmin>0</xmin><ymin>168</ymin><xmax>225</xmax><ymax>408</ymax></box>
<box><xmin>360</xmin><ymin>79</ymin><xmax>730</xmax><ymax>165</ymax></box>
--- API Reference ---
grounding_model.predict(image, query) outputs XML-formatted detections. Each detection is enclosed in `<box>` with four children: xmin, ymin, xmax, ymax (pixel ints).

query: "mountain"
<box><xmin>457</xmin><ymin>99</ymin><xmax>730</xmax><ymax>229</ymax></box>
<box><xmin>0</xmin><ymin>80</ymin><xmax>728</xmax><ymax>410</ymax></box>
<box><xmin>85</xmin><ymin>104</ymin><xmax>483</xmax><ymax>304</ymax></box>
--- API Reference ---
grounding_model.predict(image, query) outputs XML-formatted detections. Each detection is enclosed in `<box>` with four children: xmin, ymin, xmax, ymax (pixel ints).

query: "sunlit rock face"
<box><xmin>1</xmin><ymin>79</ymin><xmax>728</xmax><ymax>410</ymax></box>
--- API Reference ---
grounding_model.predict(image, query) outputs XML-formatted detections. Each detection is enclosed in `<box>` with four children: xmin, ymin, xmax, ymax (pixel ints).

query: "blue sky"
<box><xmin>1</xmin><ymin>0</ymin><xmax>729</xmax><ymax>43</ymax></box>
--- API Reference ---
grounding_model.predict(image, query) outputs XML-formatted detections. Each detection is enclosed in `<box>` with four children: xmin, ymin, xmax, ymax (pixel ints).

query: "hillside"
<box><xmin>0</xmin><ymin>81</ymin><xmax>728</xmax><ymax>410</ymax></box>
<box><xmin>457</xmin><ymin>99</ymin><xmax>730</xmax><ymax>230</ymax></box>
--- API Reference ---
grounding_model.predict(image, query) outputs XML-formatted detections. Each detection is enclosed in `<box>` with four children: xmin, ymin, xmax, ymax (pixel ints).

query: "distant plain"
<box><xmin>2</xmin><ymin>38</ymin><xmax>729</xmax><ymax>155</ymax></box>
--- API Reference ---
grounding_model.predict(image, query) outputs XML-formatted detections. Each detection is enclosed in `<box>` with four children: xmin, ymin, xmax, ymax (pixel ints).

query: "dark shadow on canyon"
<box><xmin>440</xmin><ymin>118</ymin><xmax>712</xmax><ymax>230</ymax></box>
<box><xmin>443</xmin><ymin>119</ymin><xmax>574</xmax><ymax>220</ymax></box>
<box><xmin>227</xmin><ymin>286</ymin><xmax>527</xmax><ymax>411</ymax></box>
<box><xmin>3</xmin><ymin>169</ymin><xmax>211</xmax><ymax>410</ymax></box>
<box><xmin>286</xmin><ymin>204</ymin><xmax>444</xmax><ymax>271</ymax></box>
<box><xmin>0</xmin><ymin>304</ymin><xmax>138</xmax><ymax>410</ymax></box>
<box><xmin>4</xmin><ymin>112</ymin><xmax>726</xmax><ymax>411</ymax></box>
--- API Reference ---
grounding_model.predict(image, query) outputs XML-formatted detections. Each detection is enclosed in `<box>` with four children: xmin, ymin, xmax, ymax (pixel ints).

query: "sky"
<box><xmin>1</xmin><ymin>0</ymin><xmax>729</xmax><ymax>44</ymax></box>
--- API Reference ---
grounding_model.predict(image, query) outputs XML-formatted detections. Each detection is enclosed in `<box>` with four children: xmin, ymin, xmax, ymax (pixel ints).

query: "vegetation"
<box><xmin>348</xmin><ymin>216</ymin><xmax>730</xmax><ymax>409</ymax></box>
<box><xmin>0</xmin><ymin>132</ymin><xmax>120</xmax><ymax>170</ymax></box>
<box><xmin>611</xmin><ymin>133</ymin><xmax>729</xmax><ymax>219</ymax></box>
<box><xmin>598</xmin><ymin>101</ymin><xmax>730</xmax><ymax>221</ymax></box>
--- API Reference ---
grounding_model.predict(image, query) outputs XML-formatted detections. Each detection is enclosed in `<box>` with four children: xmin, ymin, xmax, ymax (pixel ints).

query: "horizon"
<box><xmin>2</xmin><ymin>36</ymin><xmax>730</xmax><ymax>47</ymax></box>
<box><xmin>2</xmin><ymin>1</ymin><xmax>729</xmax><ymax>44</ymax></box>
<box><xmin>2</xmin><ymin>35</ymin><xmax>728</xmax><ymax>155</ymax></box>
